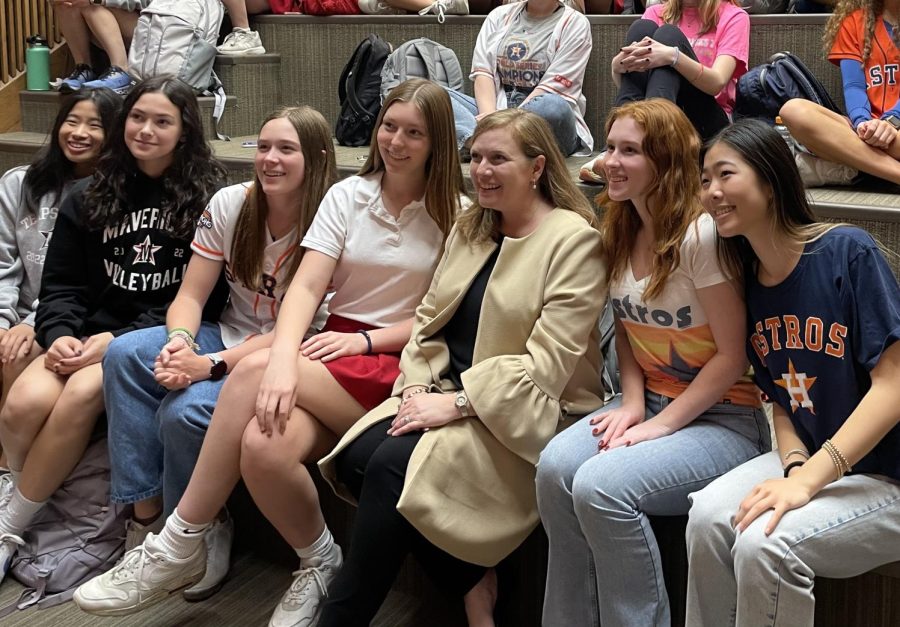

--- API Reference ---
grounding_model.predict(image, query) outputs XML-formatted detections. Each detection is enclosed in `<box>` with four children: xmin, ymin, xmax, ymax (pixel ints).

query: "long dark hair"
<box><xmin>701</xmin><ymin>119</ymin><xmax>829</xmax><ymax>281</ymax></box>
<box><xmin>83</xmin><ymin>76</ymin><xmax>227</xmax><ymax>238</ymax></box>
<box><xmin>230</xmin><ymin>106</ymin><xmax>338</xmax><ymax>291</ymax></box>
<box><xmin>22</xmin><ymin>88</ymin><xmax>120</xmax><ymax>215</ymax></box>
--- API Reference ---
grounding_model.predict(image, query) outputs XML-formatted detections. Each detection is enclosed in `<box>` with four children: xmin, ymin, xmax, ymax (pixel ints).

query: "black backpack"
<box><xmin>734</xmin><ymin>51</ymin><xmax>841</xmax><ymax>124</ymax></box>
<box><xmin>336</xmin><ymin>34</ymin><xmax>393</xmax><ymax>147</ymax></box>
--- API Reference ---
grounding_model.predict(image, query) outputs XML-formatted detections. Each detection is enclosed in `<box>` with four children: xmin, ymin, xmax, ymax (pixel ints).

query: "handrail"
<box><xmin>0</xmin><ymin>1</ymin><xmax>63</xmax><ymax>86</ymax></box>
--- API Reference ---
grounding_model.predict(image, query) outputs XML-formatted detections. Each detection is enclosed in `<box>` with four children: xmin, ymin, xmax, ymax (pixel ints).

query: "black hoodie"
<box><xmin>36</xmin><ymin>172</ymin><xmax>227</xmax><ymax>349</ymax></box>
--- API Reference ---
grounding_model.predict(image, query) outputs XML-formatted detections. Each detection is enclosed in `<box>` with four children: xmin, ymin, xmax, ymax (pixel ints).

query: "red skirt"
<box><xmin>321</xmin><ymin>314</ymin><xmax>401</xmax><ymax>411</ymax></box>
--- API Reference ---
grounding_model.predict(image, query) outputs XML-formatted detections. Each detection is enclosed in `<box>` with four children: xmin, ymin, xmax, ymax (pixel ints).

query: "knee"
<box><xmin>158</xmin><ymin>392</ymin><xmax>208</xmax><ymax>440</ymax></box>
<box><xmin>779</xmin><ymin>99</ymin><xmax>819</xmax><ymax>134</ymax></box>
<box><xmin>731</xmin><ymin>521</ymin><xmax>788</xmax><ymax>579</ymax></box>
<box><xmin>686</xmin><ymin>484</ymin><xmax>733</xmax><ymax>551</ymax></box>
<box><xmin>231</xmin><ymin>349</ymin><xmax>269</xmax><ymax>378</ymax></box>
<box><xmin>625</xmin><ymin>19</ymin><xmax>659</xmax><ymax>43</ymax></box>
<box><xmin>652</xmin><ymin>24</ymin><xmax>686</xmax><ymax>47</ymax></box>
<box><xmin>570</xmin><ymin>458</ymin><xmax>626</xmax><ymax>520</ymax></box>
<box><xmin>525</xmin><ymin>94</ymin><xmax>570</xmax><ymax>123</ymax></box>
<box><xmin>0</xmin><ymin>384</ymin><xmax>40</xmax><ymax>434</ymax></box>
<box><xmin>535</xmin><ymin>438</ymin><xmax>580</xmax><ymax>502</ymax></box>
<box><xmin>239</xmin><ymin>423</ymin><xmax>287</xmax><ymax>479</ymax></box>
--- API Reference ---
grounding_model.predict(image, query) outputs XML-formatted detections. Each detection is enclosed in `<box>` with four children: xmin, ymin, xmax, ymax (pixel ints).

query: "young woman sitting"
<box><xmin>686</xmin><ymin>118</ymin><xmax>900</xmax><ymax>627</ymax></box>
<box><xmin>537</xmin><ymin>99</ymin><xmax>769</xmax><ymax>627</ymax></box>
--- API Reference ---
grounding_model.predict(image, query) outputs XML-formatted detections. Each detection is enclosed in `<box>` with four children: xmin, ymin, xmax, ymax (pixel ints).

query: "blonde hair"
<box><xmin>824</xmin><ymin>0</ymin><xmax>889</xmax><ymax>62</ymax></box>
<box><xmin>456</xmin><ymin>109</ymin><xmax>599</xmax><ymax>244</ymax></box>
<box><xmin>358</xmin><ymin>78</ymin><xmax>465</xmax><ymax>238</ymax></box>
<box><xmin>230</xmin><ymin>106</ymin><xmax>337</xmax><ymax>290</ymax></box>
<box><xmin>661</xmin><ymin>0</ymin><xmax>738</xmax><ymax>36</ymax></box>
<box><xmin>598</xmin><ymin>99</ymin><xmax>702</xmax><ymax>301</ymax></box>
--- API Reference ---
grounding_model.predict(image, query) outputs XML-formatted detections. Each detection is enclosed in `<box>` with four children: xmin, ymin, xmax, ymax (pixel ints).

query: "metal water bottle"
<box><xmin>26</xmin><ymin>35</ymin><xmax>51</xmax><ymax>91</ymax></box>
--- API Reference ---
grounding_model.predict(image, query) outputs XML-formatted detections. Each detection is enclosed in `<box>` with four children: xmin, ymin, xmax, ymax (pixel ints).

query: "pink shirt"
<box><xmin>643</xmin><ymin>2</ymin><xmax>749</xmax><ymax>115</ymax></box>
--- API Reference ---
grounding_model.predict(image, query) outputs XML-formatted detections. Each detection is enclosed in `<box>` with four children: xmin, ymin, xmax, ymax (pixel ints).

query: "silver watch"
<box><xmin>455</xmin><ymin>390</ymin><xmax>470</xmax><ymax>418</ymax></box>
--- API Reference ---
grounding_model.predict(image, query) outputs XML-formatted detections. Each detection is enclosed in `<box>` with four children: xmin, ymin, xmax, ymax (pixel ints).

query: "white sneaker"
<box><xmin>183</xmin><ymin>512</ymin><xmax>234</xmax><ymax>601</ymax></box>
<box><xmin>124</xmin><ymin>516</ymin><xmax>164</xmax><ymax>552</ymax></box>
<box><xmin>0</xmin><ymin>473</ymin><xmax>15</xmax><ymax>511</ymax></box>
<box><xmin>73</xmin><ymin>532</ymin><xmax>205</xmax><ymax>616</ymax></box>
<box><xmin>217</xmin><ymin>29</ymin><xmax>266</xmax><ymax>56</ymax></box>
<box><xmin>268</xmin><ymin>548</ymin><xmax>343</xmax><ymax>627</ymax></box>
<box><xmin>0</xmin><ymin>533</ymin><xmax>24</xmax><ymax>584</ymax></box>
<box><xmin>357</xmin><ymin>0</ymin><xmax>406</xmax><ymax>14</ymax></box>
<box><xmin>418</xmin><ymin>0</ymin><xmax>469</xmax><ymax>23</ymax></box>
<box><xmin>579</xmin><ymin>151</ymin><xmax>607</xmax><ymax>185</ymax></box>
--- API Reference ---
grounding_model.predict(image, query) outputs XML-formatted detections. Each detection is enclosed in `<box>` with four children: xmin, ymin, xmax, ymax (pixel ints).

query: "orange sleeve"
<box><xmin>828</xmin><ymin>11</ymin><xmax>864</xmax><ymax>65</ymax></box>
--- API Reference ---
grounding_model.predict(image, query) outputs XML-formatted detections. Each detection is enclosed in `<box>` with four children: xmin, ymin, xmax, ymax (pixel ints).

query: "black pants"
<box><xmin>318</xmin><ymin>419</ymin><xmax>487</xmax><ymax>627</ymax></box>
<box><xmin>616</xmin><ymin>20</ymin><xmax>730</xmax><ymax>141</ymax></box>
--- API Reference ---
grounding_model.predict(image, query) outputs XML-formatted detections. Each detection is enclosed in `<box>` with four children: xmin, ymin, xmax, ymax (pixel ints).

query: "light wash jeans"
<box><xmin>103</xmin><ymin>323</ymin><xmax>226</xmax><ymax>516</ymax></box>
<box><xmin>536</xmin><ymin>391</ymin><xmax>770</xmax><ymax>627</ymax></box>
<box><xmin>685</xmin><ymin>451</ymin><xmax>900</xmax><ymax>627</ymax></box>
<box><xmin>445</xmin><ymin>88</ymin><xmax>580</xmax><ymax>156</ymax></box>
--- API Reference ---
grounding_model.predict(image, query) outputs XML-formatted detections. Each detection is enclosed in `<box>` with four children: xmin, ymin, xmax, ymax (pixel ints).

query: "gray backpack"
<box><xmin>127</xmin><ymin>0</ymin><xmax>229</xmax><ymax>138</ymax></box>
<box><xmin>0</xmin><ymin>438</ymin><xmax>129</xmax><ymax>615</ymax></box>
<box><xmin>380</xmin><ymin>37</ymin><xmax>464</xmax><ymax>102</ymax></box>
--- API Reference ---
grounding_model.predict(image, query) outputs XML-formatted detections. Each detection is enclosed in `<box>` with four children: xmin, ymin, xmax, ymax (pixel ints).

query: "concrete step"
<box><xmin>19</xmin><ymin>89</ymin><xmax>243</xmax><ymax>141</ymax></box>
<box><xmin>213</xmin><ymin>54</ymin><xmax>282</xmax><ymax>137</ymax></box>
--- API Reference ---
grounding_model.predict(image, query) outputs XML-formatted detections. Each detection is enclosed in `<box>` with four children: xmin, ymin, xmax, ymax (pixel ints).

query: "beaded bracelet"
<box><xmin>357</xmin><ymin>329</ymin><xmax>373</xmax><ymax>355</ymax></box>
<box><xmin>822</xmin><ymin>439</ymin><xmax>851</xmax><ymax>481</ymax></box>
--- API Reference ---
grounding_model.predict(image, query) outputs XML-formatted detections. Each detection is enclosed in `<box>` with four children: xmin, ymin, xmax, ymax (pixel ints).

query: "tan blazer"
<box><xmin>319</xmin><ymin>208</ymin><xmax>607</xmax><ymax>566</ymax></box>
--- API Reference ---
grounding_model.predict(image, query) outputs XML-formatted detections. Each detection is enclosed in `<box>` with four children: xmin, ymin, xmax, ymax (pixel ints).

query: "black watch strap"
<box><xmin>883</xmin><ymin>115</ymin><xmax>900</xmax><ymax>130</ymax></box>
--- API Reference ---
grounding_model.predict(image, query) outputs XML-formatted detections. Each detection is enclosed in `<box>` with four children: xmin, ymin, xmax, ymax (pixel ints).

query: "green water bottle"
<box><xmin>26</xmin><ymin>35</ymin><xmax>50</xmax><ymax>91</ymax></box>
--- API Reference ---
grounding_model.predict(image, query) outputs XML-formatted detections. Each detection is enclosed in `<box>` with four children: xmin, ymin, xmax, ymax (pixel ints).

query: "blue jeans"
<box><xmin>104</xmin><ymin>323</ymin><xmax>226</xmax><ymax>515</ymax></box>
<box><xmin>536</xmin><ymin>391</ymin><xmax>770</xmax><ymax>627</ymax></box>
<box><xmin>686</xmin><ymin>451</ymin><xmax>900</xmax><ymax>627</ymax></box>
<box><xmin>445</xmin><ymin>88</ymin><xmax>580</xmax><ymax>156</ymax></box>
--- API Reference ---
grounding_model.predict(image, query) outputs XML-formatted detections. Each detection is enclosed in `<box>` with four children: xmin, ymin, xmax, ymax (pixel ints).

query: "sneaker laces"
<box><xmin>0</xmin><ymin>475</ymin><xmax>14</xmax><ymax>510</ymax></box>
<box><xmin>419</xmin><ymin>0</ymin><xmax>447</xmax><ymax>23</ymax></box>
<box><xmin>282</xmin><ymin>565</ymin><xmax>329</xmax><ymax>608</ymax></box>
<box><xmin>65</xmin><ymin>64</ymin><xmax>93</xmax><ymax>81</ymax></box>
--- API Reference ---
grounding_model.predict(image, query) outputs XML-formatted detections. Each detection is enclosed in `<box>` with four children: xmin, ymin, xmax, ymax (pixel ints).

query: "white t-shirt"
<box><xmin>609</xmin><ymin>213</ymin><xmax>758</xmax><ymax>406</ymax></box>
<box><xmin>301</xmin><ymin>173</ymin><xmax>445</xmax><ymax>328</ymax></box>
<box><xmin>192</xmin><ymin>183</ymin><xmax>327</xmax><ymax>348</ymax></box>
<box><xmin>498</xmin><ymin>8</ymin><xmax>566</xmax><ymax>107</ymax></box>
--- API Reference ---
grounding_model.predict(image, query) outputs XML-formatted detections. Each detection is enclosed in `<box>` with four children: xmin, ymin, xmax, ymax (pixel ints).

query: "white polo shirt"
<box><xmin>192</xmin><ymin>183</ymin><xmax>327</xmax><ymax>348</ymax></box>
<box><xmin>300</xmin><ymin>173</ymin><xmax>446</xmax><ymax>328</ymax></box>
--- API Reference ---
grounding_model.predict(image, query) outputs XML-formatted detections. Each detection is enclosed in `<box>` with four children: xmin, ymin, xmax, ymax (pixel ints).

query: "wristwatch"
<box><xmin>883</xmin><ymin>115</ymin><xmax>900</xmax><ymax>130</ymax></box>
<box><xmin>90</xmin><ymin>0</ymin><xmax>105</xmax><ymax>5</ymax></box>
<box><xmin>455</xmin><ymin>390</ymin><xmax>471</xmax><ymax>418</ymax></box>
<box><xmin>206</xmin><ymin>353</ymin><xmax>227</xmax><ymax>381</ymax></box>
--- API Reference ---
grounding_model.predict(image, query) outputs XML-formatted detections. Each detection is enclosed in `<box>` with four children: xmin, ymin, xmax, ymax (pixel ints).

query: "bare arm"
<box><xmin>474</xmin><ymin>75</ymin><xmax>498</xmax><ymax>116</ymax></box>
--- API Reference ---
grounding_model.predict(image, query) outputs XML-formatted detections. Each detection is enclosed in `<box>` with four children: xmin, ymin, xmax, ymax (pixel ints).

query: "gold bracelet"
<box><xmin>822</xmin><ymin>440</ymin><xmax>850</xmax><ymax>481</ymax></box>
<box><xmin>825</xmin><ymin>439</ymin><xmax>851</xmax><ymax>474</ymax></box>
<box><xmin>402</xmin><ymin>387</ymin><xmax>428</xmax><ymax>401</ymax></box>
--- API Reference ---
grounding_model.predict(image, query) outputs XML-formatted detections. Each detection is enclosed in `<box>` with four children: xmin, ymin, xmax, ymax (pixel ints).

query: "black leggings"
<box><xmin>318</xmin><ymin>419</ymin><xmax>487</xmax><ymax>627</ymax></box>
<box><xmin>616</xmin><ymin>20</ymin><xmax>730</xmax><ymax>141</ymax></box>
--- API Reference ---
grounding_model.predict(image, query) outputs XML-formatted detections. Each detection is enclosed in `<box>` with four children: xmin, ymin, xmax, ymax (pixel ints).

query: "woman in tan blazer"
<box><xmin>316</xmin><ymin>108</ymin><xmax>607</xmax><ymax>627</ymax></box>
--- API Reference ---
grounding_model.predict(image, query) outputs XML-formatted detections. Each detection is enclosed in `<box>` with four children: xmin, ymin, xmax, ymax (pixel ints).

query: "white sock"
<box><xmin>294</xmin><ymin>527</ymin><xmax>339</xmax><ymax>568</ymax></box>
<box><xmin>233</xmin><ymin>27</ymin><xmax>251</xmax><ymax>34</ymax></box>
<box><xmin>154</xmin><ymin>509</ymin><xmax>210</xmax><ymax>560</ymax></box>
<box><xmin>0</xmin><ymin>488</ymin><xmax>44</xmax><ymax>537</ymax></box>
